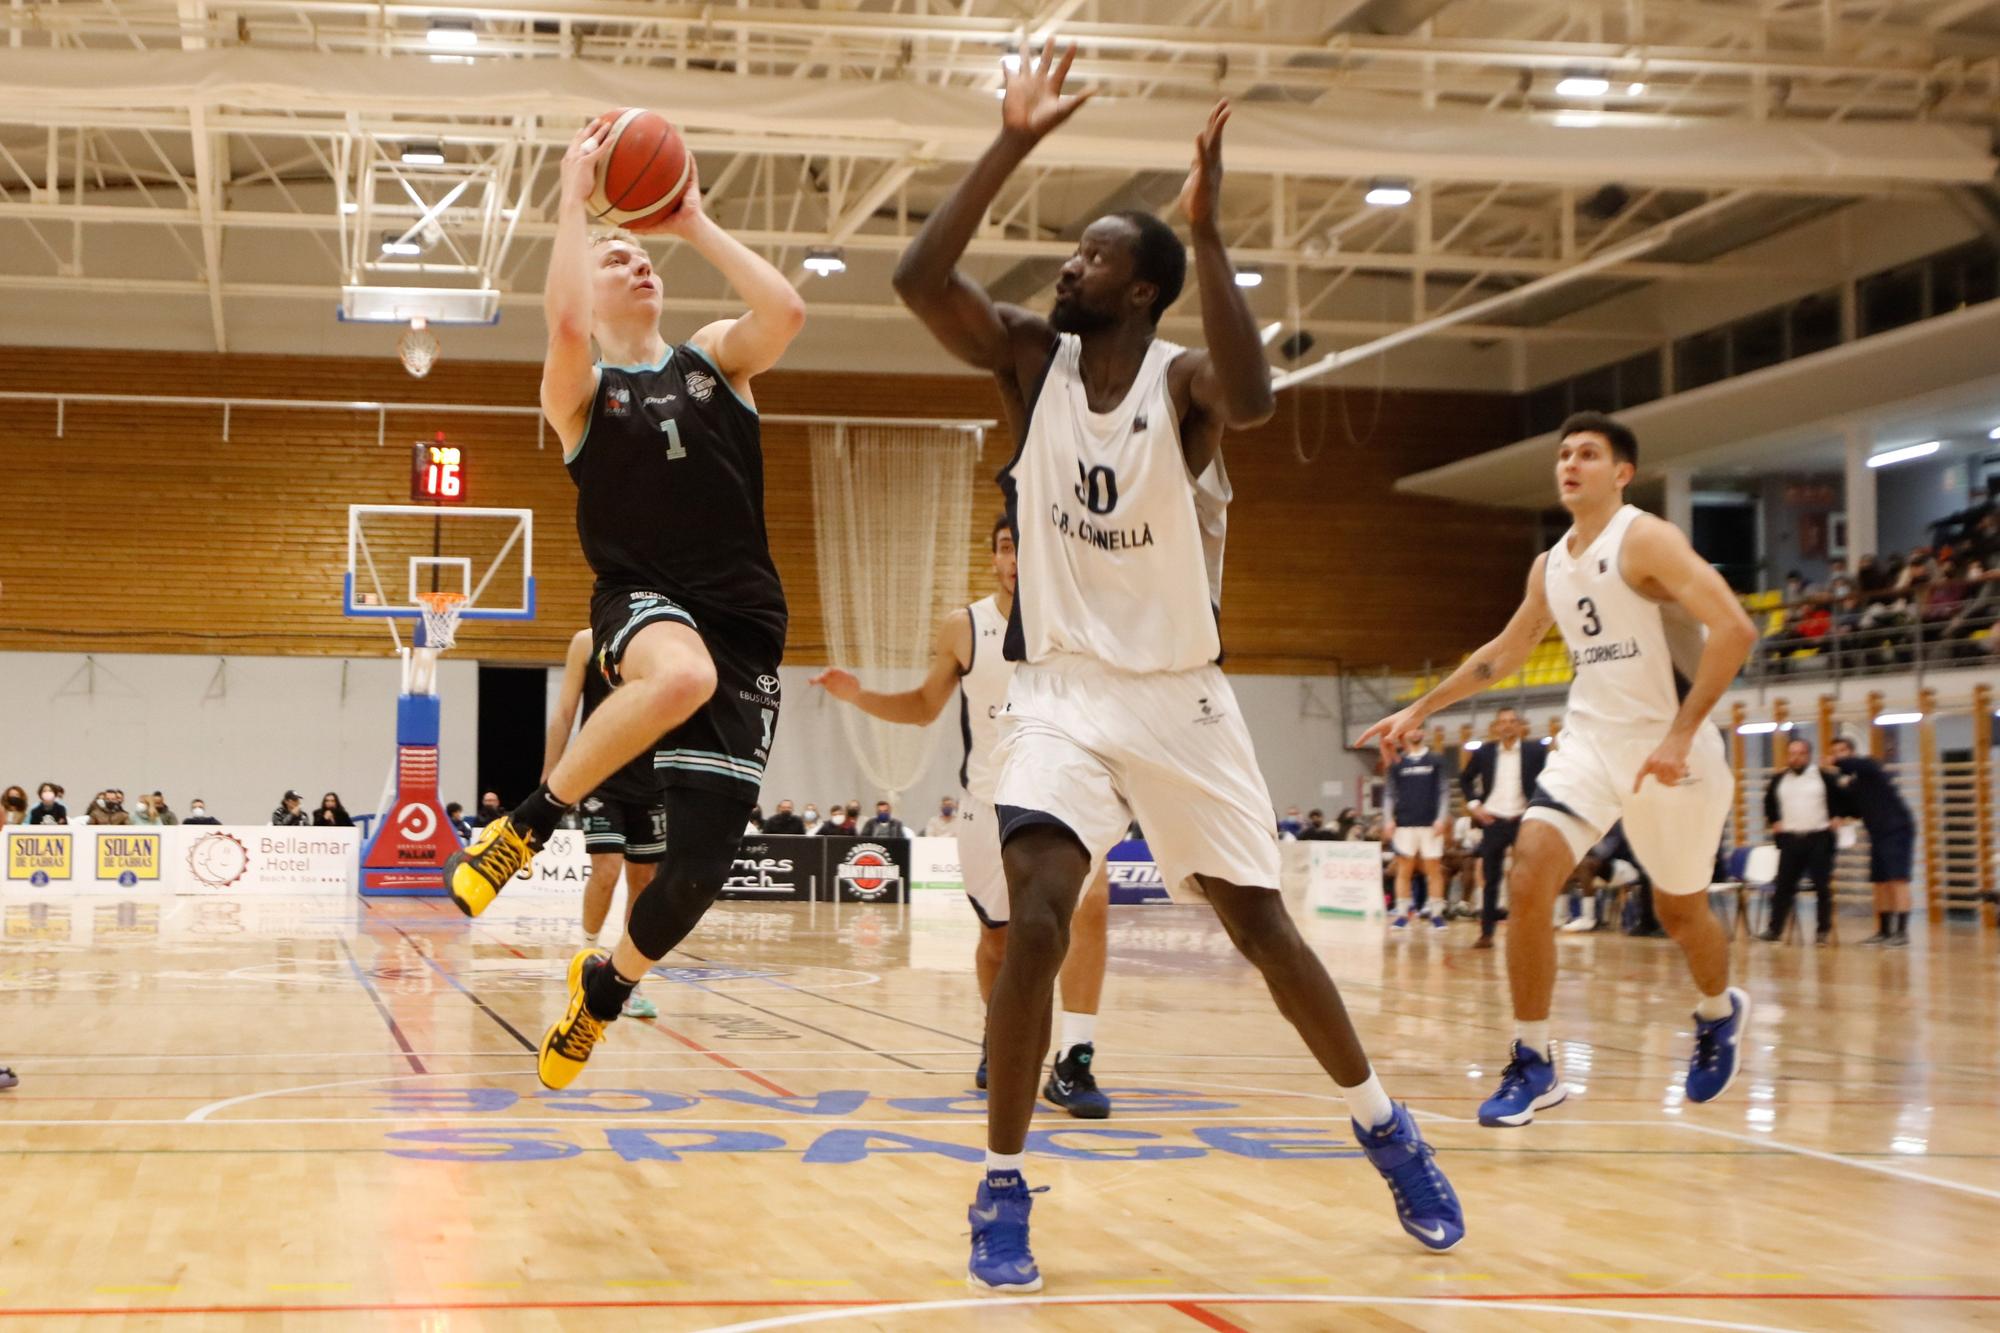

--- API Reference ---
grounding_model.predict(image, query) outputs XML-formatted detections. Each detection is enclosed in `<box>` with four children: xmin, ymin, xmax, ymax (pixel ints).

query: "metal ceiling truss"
<box><xmin>0</xmin><ymin>0</ymin><xmax>1994</xmax><ymax>368</ymax></box>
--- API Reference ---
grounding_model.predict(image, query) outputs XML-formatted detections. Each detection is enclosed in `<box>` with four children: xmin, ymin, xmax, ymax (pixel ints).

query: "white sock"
<box><xmin>1695</xmin><ymin>991</ymin><xmax>1734</xmax><ymax>1021</ymax></box>
<box><xmin>1578</xmin><ymin>899</ymin><xmax>1595</xmax><ymax>922</ymax></box>
<box><xmin>1057</xmin><ymin>1010</ymin><xmax>1097</xmax><ymax>1061</ymax></box>
<box><xmin>1517</xmin><ymin>1020</ymin><xmax>1551</xmax><ymax>1058</ymax></box>
<box><xmin>984</xmin><ymin>1150</ymin><xmax>1025</xmax><ymax>1175</ymax></box>
<box><xmin>1340</xmin><ymin>1071</ymin><xmax>1397</xmax><ymax>1131</ymax></box>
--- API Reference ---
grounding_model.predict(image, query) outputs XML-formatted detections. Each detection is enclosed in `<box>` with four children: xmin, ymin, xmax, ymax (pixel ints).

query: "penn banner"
<box><xmin>722</xmin><ymin>836</ymin><xmax>815</xmax><ymax>902</ymax></box>
<box><xmin>821</xmin><ymin>836</ymin><xmax>911</xmax><ymax>904</ymax></box>
<box><xmin>1105</xmin><ymin>840</ymin><xmax>1169</xmax><ymax>905</ymax></box>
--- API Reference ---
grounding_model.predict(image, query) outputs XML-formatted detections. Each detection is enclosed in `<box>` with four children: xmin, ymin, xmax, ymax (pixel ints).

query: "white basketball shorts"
<box><xmin>955</xmin><ymin>791</ymin><xmax>1010</xmax><ymax>927</ymax></box>
<box><xmin>1389</xmin><ymin>826</ymin><xmax>1445</xmax><ymax>861</ymax></box>
<box><xmin>989</xmin><ymin>655</ymin><xmax>1282</xmax><ymax>903</ymax></box>
<box><xmin>1523</xmin><ymin>721</ymin><xmax>1732</xmax><ymax>894</ymax></box>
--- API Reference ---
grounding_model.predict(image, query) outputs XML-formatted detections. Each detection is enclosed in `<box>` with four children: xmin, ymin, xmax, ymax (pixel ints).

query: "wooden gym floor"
<box><xmin>2</xmin><ymin>889</ymin><xmax>1997</xmax><ymax>1331</ymax></box>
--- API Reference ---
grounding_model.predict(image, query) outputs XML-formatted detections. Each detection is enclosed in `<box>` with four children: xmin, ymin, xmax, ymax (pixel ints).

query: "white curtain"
<box><xmin>811</xmin><ymin>423</ymin><xmax>978</xmax><ymax>801</ymax></box>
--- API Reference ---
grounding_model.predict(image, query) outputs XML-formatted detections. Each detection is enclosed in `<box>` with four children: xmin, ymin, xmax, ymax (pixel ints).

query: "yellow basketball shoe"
<box><xmin>539</xmin><ymin>947</ymin><xmax>614</xmax><ymax>1090</ymax></box>
<box><xmin>444</xmin><ymin>815</ymin><xmax>536</xmax><ymax>917</ymax></box>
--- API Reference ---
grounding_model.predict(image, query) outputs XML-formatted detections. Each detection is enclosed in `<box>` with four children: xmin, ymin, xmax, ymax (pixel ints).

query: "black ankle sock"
<box><xmin>509</xmin><ymin>785</ymin><xmax>571</xmax><ymax>847</ymax></box>
<box><xmin>583</xmin><ymin>957</ymin><xmax>639</xmax><ymax>1021</ymax></box>
<box><xmin>1894</xmin><ymin>911</ymin><xmax>1909</xmax><ymax>935</ymax></box>
<box><xmin>1878</xmin><ymin>912</ymin><xmax>1892</xmax><ymax>934</ymax></box>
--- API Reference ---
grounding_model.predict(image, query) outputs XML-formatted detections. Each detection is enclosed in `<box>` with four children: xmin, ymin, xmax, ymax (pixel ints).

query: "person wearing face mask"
<box><xmin>88</xmin><ymin>790</ymin><xmax>132</xmax><ymax>826</ymax></box>
<box><xmin>760</xmin><ymin>800</ymin><xmax>806</xmax><ymax>836</ymax></box>
<box><xmin>802</xmin><ymin>803</ymin><xmax>822</xmax><ymax>832</ymax></box>
<box><xmin>925</xmin><ymin>796</ymin><xmax>961</xmax><ymax>838</ymax></box>
<box><xmin>1</xmin><ymin>787</ymin><xmax>27</xmax><ymax>826</ymax></box>
<box><xmin>132</xmin><ymin>792</ymin><xmax>179</xmax><ymax>826</ymax></box>
<box><xmin>27</xmin><ymin>784</ymin><xmax>67</xmax><ymax>826</ymax></box>
<box><xmin>183</xmin><ymin>800</ymin><xmax>220</xmax><ymax>826</ymax></box>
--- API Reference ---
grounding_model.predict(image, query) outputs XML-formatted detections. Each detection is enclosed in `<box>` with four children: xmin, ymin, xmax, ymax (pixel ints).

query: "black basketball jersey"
<box><xmin>565</xmin><ymin>343</ymin><xmax>787</xmax><ymax>655</ymax></box>
<box><xmin>580</xmin><ymin>654</ymin><xmax>660</xmax><ymax>804</ymax></box>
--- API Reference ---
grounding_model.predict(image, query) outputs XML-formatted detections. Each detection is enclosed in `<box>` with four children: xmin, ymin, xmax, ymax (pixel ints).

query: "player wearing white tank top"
<box><xmin>809</xmin><ymin>515</ymin><xmax>1114</xmax><ymax>1116</ymax></box>
<box><xmin>1363</xmin><ymin>411</ymin><xmax>1761</xmax><ymax>1133</ymax></box>
<box><xmin>895</xmin><ymin>44</ymin><xmax>1464</xmax><ymax>1292</ymax></box>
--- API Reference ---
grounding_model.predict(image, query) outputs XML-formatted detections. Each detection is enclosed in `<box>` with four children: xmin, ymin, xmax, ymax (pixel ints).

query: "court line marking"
<box><xmin>649</xmin><ymin>967</ymin><xmax>927</xmax><ymax>1071</ymax></box>
<box><xmin>1170</xmin><ymin>1300</ymin><xmax>1246</xmax><ymax>1332</ymax></box>
<box><xmin>684</xmin><ymin>1293</ymin><xmax>1825</xmax><ymax>1333</ymax></box>
<box><xmin>333</xmin><ymin>938</ymin><xmax>425</xmax><ymax>1074</ymax></box>
<box><xmin>383</xmin><ymin>920</ymin><xmax>536</xmax><ymax>1051</ymax></box>
<box><xmin>119</xmin><ymin>1112</ymin><xmax>1369</xmax><ymax>1130</ymax></box>
<box><xmin>636</xmin><ymin>1019</ymin><xmax>800</xmax><ymax>1099</ymax></box>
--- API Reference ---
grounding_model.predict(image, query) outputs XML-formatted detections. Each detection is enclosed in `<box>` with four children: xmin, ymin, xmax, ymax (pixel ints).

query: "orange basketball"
<box><xmin>588</xmin><ymin>108</ymin><xmax>693</xmax><ymax>226</ymax></box>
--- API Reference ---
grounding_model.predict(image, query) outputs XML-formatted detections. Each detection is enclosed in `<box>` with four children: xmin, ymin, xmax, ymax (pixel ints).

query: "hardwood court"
<box><xmin>2</xmin><ymin>891</ymin><xmax>1996</xmax><ymax>1331</ymax></box>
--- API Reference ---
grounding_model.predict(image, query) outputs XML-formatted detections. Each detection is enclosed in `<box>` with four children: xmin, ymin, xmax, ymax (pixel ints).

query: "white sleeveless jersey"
<box><xmin>1004</xmin><ymin>332</ymin><xmax>1226</xmax><ymax>674</ymax></box>
<box><xmin>1544</xmin><ymin>504</ymin><xmax>1709</xmax><ymax>734</ymax></box>
<box><xmin>958</xmin><ymin>595</ymin><xmax>1013</xmax><ymax>801</ymax></box>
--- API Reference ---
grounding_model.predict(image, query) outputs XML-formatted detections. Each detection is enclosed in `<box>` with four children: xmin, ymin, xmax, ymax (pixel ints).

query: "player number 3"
<box><xmin>1577</xmin><ymin>597</ymin><xmax>1602</xmax><ymax>637</ymax></box>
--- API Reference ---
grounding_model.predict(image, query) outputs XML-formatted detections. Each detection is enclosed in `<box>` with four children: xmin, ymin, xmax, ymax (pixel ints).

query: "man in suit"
<box><xmin>1459</xmin><ymin>707</ymin><xmax>1547</xmax><ymax>951</ymax></box>
<box><xmin>1828</xmin><ymin>736</ymin><xmax>1917</xmax><ymax>947</ymax></box>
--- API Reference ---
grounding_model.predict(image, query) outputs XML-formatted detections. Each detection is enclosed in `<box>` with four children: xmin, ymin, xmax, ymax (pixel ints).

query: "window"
<box><xmin>1931</xmin><ymin>243</ymin><xmax>1999</xmax><ymax>315</ymax></box>
<box><xmin>1571</xmin><ymin>363</ymin><xmax>1618</xmax><ymax>413</ymax></box>
<box><xmin>1616</xmin><ymin>350</ymin><xmax>1662</xmax><ymax>408</ymax></box>
<box><xmin>1525</xmin><ymin>382</ymin><xmax>1568</xmax><ymax>436</ymax></box>
<box><xmin>1675</xmin><ymin>328</ymin><xmax>1729</xmax><ymax>391</ymax></box>
<box><xmin>1788</xmin><ymin>289</ymin><xmax>1842</xmax><ymax>358</ymax></box>
<box><xmin>1732</xmin><ymin>308</ymin><xmax>1785</xmax><ymax>375</ymax></box>
<box><xmin>1859</xmin><ymin>262</ymin><xmax>1926</xmax><ymax>336</ymax></box>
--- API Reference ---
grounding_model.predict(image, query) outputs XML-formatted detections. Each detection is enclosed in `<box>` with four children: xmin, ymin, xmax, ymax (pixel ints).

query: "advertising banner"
<box><xmin>3</xmin><ymin>826</ymin><xmax>358</xmax><ymax>895</ymax></box>
<box><xmin>1105</xmin><ymin>840</ymin><xmax>1170</xmax><ymax>905</ymax></box>
<box><xmin>822</xmin><ymin>836</ymin><xmax>910</xmax><ymax>904</ymax></box>
<box><xmin>1306</xmin><ymin>840</ymin><xmax>1388</xmax><ymax>919</ymax></box>
<box><xmin>722</xmin><ymin>836</ymin><xmax>816</xmax><ymax>902</ymax></box>
<box><xmin>908</xmin><ymin>836</ymin><xmax>963</xmax><ymax>893</ymax></box>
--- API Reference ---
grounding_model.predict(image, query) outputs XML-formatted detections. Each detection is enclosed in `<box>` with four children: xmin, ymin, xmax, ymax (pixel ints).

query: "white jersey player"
<box><xmin>1364</xmin><ymin>411</ymin><xmax>1759</xmax><ymax>1131</ymax></box>
<box><xmin>894</xmin><ymin>49</ymin><xmax>1464</xmax><ymax>1293</ymax></box>
<box><xmin>810</xmin><ymin>515</ymin><xmax>1114</xmax><ymax>1117</ymax></box>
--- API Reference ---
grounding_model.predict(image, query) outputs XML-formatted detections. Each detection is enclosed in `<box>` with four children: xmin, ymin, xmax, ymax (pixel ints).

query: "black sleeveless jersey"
<box><xmin>580</xmin><ymin>652</ymin><xmax>659</xmax><ymax>804</ymax></box>
<box><xmin>565</xmin><ymin>343</ymin><xmax>787</xmax><ymax>657</ymax></box>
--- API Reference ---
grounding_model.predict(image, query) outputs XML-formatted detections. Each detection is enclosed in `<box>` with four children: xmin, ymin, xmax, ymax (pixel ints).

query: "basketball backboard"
<box><xmin>343</xmin><ymin>504</ymin><xmax>535</xmax><ymax>626</ymax></box>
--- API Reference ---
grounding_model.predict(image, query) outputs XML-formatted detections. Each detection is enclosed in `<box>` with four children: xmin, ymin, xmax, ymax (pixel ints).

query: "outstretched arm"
<box><xmin>653</xmin><ymin>167</ymin><xmax>806</xmax><ymax>388</ymax></box>
<box><xmin>892</xmin><ymin>39</ymin><xmax>1089</xmax><ymax>373</ymax></box>
<box><xmin>542</xmin><ymin>116</ymin><xmax>618</xmax><ymax>452</ymax></box>
<box><xmin>1623</xmin><ymin>515</ymin><xmax>1758</xmax><ymax>791</ymax></box>
<box><xmin>1358</xmin><ymin>555</ymin><xmax>1555</xmax><ymax>758</ymax></box>
<box><xmin>809</xmin><ymin>611</ymin><xmax>969</xmax><ymax>726</ymax></box>
<box><xmin>1177</xmin><ymin>101</ymin><xmax>1275</xmax><ymax>474</ymax></box>
<box><xmin>543</xmin><ymin>629</ymin><xmax>593</xmax><ymax>781</ymax></box>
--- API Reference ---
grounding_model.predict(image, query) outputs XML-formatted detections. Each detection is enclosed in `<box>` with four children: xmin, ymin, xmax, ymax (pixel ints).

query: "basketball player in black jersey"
<box><xmin>546</xmin><ymin>627</ymin><xmax>665</xmax><ymax>1020</ymax></box>
<box><xmin>444</xmin><ymin>114</ymin><xmax>805</xmax><ymax>1089</ymax></box>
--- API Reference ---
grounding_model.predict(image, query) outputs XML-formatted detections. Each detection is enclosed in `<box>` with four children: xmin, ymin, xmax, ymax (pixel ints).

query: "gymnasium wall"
<box><xmin>0</xmin><ymin>346</ymin><xmax>1532</xmax><ymax>674</ymax></box>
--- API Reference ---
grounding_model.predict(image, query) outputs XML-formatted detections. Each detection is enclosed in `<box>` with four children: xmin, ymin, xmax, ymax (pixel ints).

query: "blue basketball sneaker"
<box><xmin>1478</xmin><ymin>1040</ymin><xmax>1566</xmax><ymax>1127</ymax></box>
<box><xmin>1354</xmin><ymin>1103</ymin><xmax>1465</xmax><ymax>1252</ymax></box>
<box><xmin>967</xmin><ymin>1171</ymin><xmax>1044</xmax><ymax>1293</ymax></box>
<box><xmin>1686</xmin><ymin>986</ymin><xmax>1752</xmax><ymax>1103</ymax></box>
<box><xmin>1043</xmin><ymin>1043</ymin><xmax>1110</xmax><ymax>1119</ymax></box>
<box><xmin>975</xmin><ymin>1038</ymin><xmax>988</xmax><ymax>1091</ymax></box>
<box><xmin>1391</xmin><ymin>912</ymin><xmax>1412</xmax><ymax>930</ymax></box>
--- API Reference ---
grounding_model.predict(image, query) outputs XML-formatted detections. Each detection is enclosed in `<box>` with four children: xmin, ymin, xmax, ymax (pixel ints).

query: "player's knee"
<box><xmin>1001</xmin><ymin>896</ymin><xmax>1068</xmax><ymax>970</ymax></box>
<box><xmin>977</xmin><ymin>924</ymin><xmax>1008</xmax><ymax>964</ymax></box>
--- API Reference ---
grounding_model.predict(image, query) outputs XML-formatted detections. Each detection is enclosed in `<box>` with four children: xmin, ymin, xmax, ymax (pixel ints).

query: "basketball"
<box><xmin>588</xmin><ymin>108</ymin><xmax>692</xmax><ymax>226</ymax></box>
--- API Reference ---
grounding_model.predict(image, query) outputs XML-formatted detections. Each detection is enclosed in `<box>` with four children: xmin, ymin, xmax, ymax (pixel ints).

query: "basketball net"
<box><xmin>398</xmin><ymin>317</ymin><xmax>440</xmax><ymax>378</ymax></box>
<box><xmin>406</xmin><ymin>591</ymin><xmax>466</xmax><ymax>696</ymax></box>
<box><xmin>811</xmin><ymin>423</ymin><xmax>976</xmax><ymax>800</ymax></box>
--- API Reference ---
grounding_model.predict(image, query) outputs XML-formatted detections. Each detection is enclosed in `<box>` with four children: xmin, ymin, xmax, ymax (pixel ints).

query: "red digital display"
<box><xmin>411</xmin><ymin>433</ymin><xmax>465</xmax><ymax>504</ymax></box>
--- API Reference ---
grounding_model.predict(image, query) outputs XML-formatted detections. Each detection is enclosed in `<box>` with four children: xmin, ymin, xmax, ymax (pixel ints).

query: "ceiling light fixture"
<box><xmin>1364</xmin><ymin>179</ymin><xmax>1413</xmax><ymax>207</ymax></box>
<box><xmin>1626</xmin><ymin>82</ymin><xmax>1647</xmax><ymax>96</ymax></box>
<box><xmin>1989</xmin><ymin>425</ymin><xmax>2000</xmax><ymax>440</ymax></box>
<box><xmin>400</xmin><ymin>142</ymin><xmax>446</xmax><ymax>166</ymax></box>
<box><xmin>802</xmin><ymin>246</ymin><xmax>847</xmax><ymax>277</ymax></box>
<box><xmin>1556</xmin><ymin>75</ymin><xmax>1611</xmax><ymax>97</ymax></box>
<box><xmin>1554</xmin><ymin>111</ymin><xmax>1602</xmax><ymax>128</ymax></box>
<box><xmin>1234</xmin><ymin>268</ymin><xmax>1263</xmax><ymax>288</ymax></box>
<box><xmin>380</xmin><ymin>234</ymin><xmax>422</xmax><ymax>257</ymax></box>
<box><xmin>1867</xmin><ymin>441</ymin><xmax>1942</xmax><ymax>468</ymax></box>
<box><xmin>427</xmin><ymin>19</ymin><xmax>477</xmax><ymax>48</ymax></box>
<box><xmin>1259</xmin><ymin>321</ymin><xmax>1283</xmax><ymax>346</ymax></box>
<box><xmin>1874</xmin><ymin>712</ymin><xmax>1924</xmax><ymax>726</ymax></box>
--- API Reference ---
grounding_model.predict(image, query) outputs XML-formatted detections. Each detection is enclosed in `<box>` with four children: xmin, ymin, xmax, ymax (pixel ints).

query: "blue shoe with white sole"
<box><xmin>1354</xmin><ymin>1103</ymin><xmax>1466</xmax><ymax>1252</ymax></box>
<box><xmin>1478</xmin><ymin>1040</ymin><xmax>1566</xmax><ymax>1127</ymax></box>
<box><xmin>1686</xmin><ymin>986</ymin><xmax>1752</xmax><ymax>1104</ymax></box>
<box><xmin>967</xmin><ymin>1171</ymin><xmax>1043</xmax><ymax>1294</ymax></box>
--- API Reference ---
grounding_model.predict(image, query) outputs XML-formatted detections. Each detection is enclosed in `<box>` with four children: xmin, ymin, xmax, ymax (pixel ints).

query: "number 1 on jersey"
<box><xmin>663</xmin><ymin>418</ymin><xmax>688</xmax><ymax>461</ymax></box>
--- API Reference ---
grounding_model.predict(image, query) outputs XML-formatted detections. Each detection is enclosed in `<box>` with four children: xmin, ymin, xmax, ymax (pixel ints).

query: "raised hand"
<box><xmin>1176</xmin><ymin>100</ymin><xmax>1230</xmax><ymax>228</ymax></box>
<box><xmin>1357</xmin><ymin>704</ymin><xmax>1426</xmax><ymax>762</ymax></box>
<box><xmin>1000</xmin><ymin>37</ymin><xmax>1093</xmax><ymax>141</ymax></box>
<box><xmin>560</xmin><ymin>113</ymin><xmax>619</xmax><ymax>212</ymax></box>
<box><xmin>629</xmin><ymin>157</ymin><xmax>703</xmax><ymax>236</ymax></box>
<box><xmin>809</xmin><ymin>668</ymin><xmax>862</xmax><ymax>703</ymax></box>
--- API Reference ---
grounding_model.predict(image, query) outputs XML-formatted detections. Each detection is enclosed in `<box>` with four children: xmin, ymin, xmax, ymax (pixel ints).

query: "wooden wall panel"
<box><xmin>0</xmin><ymin>345</ymin><xmax>1531</xmax><ymax>671</ymax></box>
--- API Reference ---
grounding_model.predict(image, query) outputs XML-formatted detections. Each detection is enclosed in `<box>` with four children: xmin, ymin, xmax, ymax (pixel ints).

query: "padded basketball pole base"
<box><xmin>359</xmin><ymin>655</ymin><xmax>463</xmax><ymax>896</ymax></box>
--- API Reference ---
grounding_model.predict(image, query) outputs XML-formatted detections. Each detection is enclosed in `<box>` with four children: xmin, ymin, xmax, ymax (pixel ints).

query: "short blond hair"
<box><xmin>588</xmin><ymin>226</ymin><xmax>647</xmax><ymax>255</ymax></box>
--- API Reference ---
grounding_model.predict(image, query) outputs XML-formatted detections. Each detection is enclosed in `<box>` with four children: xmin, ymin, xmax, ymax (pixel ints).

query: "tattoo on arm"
<box><xmin>1473</xmin><ymin>660</ymin><xmax>1495</xmax><ymax>682</ymax></box>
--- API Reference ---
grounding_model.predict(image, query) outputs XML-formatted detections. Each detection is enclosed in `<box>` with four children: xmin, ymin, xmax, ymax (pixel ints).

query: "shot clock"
<box><xmin>411</xmin><ymin>433</ymin><xmax>465</xmax><ymax>504</ymax></box>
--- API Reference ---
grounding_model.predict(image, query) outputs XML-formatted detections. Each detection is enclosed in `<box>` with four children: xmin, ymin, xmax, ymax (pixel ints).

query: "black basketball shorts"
<box><xmin>579</xmin><ymin>793</ymin><xmax>668</xmax><ymax>864</ymax></box>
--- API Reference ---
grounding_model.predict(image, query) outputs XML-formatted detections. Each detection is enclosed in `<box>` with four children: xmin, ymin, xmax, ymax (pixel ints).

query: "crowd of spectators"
<box><xmin>1762</xmin><ymin>534</ymin><xmax>2000</xmax><ymax>668</ymax></box>
<box><xmin>1</xmin><ymin>782</ymin><xmax>351</xmax><ymax>828</ymax></box>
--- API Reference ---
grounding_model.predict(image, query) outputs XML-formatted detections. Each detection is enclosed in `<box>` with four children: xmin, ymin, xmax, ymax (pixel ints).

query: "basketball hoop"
<box><xmin>398</xmin><ymin>317</ymin><xmax>441</xmax><ymax>378</ymax></box>
<box><xmin>415</xmin><ymin>591</ymin><xmax>467</xmax><ymax>651</ymax></box>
